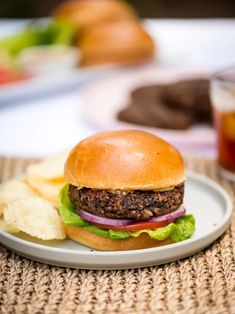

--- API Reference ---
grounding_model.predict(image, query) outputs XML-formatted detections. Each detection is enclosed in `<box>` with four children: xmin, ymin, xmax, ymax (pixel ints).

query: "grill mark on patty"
<box><xmin>69</xmin><ymin>183</ymin><xmax>184</xmax><ymax>219</ymax></box>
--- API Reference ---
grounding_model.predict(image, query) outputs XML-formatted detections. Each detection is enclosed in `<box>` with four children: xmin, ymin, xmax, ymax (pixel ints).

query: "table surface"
<box><xmin>0</xmin><ymin>19</ymin><xmax>235</xmax><ymax>157</ymax></box>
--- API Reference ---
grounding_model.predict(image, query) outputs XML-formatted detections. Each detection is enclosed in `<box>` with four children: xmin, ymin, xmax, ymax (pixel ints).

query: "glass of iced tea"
<box><xmin>211</xmin><ymin>67</ymin><xmax>235</xmax><ymax>181</ymax></box>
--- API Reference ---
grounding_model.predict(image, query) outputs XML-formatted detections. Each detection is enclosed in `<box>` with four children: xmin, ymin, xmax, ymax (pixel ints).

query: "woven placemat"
<box><xmin>0</xmin><ymin>156</ymin><xmax>235</xmax><ymax>314</ymax></box>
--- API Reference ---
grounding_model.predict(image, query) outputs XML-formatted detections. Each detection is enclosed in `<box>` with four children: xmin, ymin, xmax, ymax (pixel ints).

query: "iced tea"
<box><xmin>211</xmin><ymin>66</ymin><xmax>235</xmax><ymax>180</ymax></box>
<box><xmin>214</xmin><ymin>110</ymin><xmax>235</xmax><ymax>172</ymax></box>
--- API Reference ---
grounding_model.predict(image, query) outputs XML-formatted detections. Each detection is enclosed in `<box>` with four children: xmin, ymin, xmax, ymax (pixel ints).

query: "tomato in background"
<box><xmin>0</xmin><ymin>68</ymin><xmax>28</xmax><ymax>85</ymax></box>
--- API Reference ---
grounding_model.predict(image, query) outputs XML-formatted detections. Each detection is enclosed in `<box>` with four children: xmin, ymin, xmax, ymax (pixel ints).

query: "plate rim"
<box><xmin>0</xmin><ymin>170</ymin><xmax>232</xmax><ymax>258</ymax></box>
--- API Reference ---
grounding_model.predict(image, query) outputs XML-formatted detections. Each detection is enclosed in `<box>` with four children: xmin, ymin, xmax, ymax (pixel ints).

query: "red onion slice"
<box><xmin>148</xmin><ymin>206</ymin><xmax>186</xmax><ymax>222</ymax></box>
<box><xmin>78</xmin><ymin>210</ymin><xmax>135</xmax><ymax>226</ymax></box>
<box><xmin>78</xmin><ymin>206</ymin><xmax>186</xmax><ymax>227</ymax></box>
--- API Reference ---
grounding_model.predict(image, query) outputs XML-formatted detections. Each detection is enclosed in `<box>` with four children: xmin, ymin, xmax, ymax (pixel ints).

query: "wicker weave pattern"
<box><xmin>0</xmin><ymin>156</ymin><xmax>235</xmax><ymax>314</ymax></box>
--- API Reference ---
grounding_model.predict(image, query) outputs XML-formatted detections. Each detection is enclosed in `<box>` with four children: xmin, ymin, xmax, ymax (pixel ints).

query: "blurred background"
<box><xmin>0</xmin><ymin>0</ymin><xmax>235</xmax><ymax>18</ymax></box>
<box><xmin>0</xmin><ymin>0</ymin><xmax>235</xmax><ymax>165</ymax></box>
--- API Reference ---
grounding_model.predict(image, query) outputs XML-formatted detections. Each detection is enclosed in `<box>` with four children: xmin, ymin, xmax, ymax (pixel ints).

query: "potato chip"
<box><xmin>0</xmin><ymin>179</ymin><xmax>36</xmax><ymax>217</ymax></box>
<box><xmin>0</xmin><ymin>218</ymin><xmax>19</xmax><ymax>233</ymax></box>
<box><xmin>25</xmin><ymin>176</ymin><xmax>65</xmax><ymax>206</ymax></box>
<box><xmin>3</xmin><ymin>197</ymin><xmax>66</xmax><ymax>240</ymax></box>
<box><xmin>26</xmin><ymin>150</ymin><xmax>69</xmax><ymax>181</ymax></box>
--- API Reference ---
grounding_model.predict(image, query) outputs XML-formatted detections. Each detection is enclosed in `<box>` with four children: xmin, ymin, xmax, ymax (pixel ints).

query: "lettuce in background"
<box><xmin>0</xmin><ymin>20</ymin><xmax>75</xmax><ymax>56</ymax></box>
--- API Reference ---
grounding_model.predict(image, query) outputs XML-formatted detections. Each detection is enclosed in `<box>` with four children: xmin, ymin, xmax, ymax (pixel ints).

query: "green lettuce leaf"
<box><xmin>58</xmin><ymin>185</ymin><xmax>195</xmax><ymax>242</ymax></box>
<box><xmin>130</xmin><ymin>215</ymin><xmax>195</xmax><ymax>242</ymax></box>
<box><xmin>84</xmin><ymin>225</ymin><xmax>130</xmax><ymax>240</ymax></box>
<box><xmin>58</xmin><ymin>184</ymin><xmax>89</xmax><ymax>227</ymax></box>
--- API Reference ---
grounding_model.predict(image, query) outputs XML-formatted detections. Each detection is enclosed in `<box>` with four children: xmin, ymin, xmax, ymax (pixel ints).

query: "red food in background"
<box><xmin>0</xmin><ymin>67</ymin><xmax>29</xmax><ymax>85</ymax></box>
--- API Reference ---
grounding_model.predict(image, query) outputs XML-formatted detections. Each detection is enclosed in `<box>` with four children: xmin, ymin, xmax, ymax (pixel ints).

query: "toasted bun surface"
<box><xmin>66</xmin><ymin>225</ymin><xmax>173</xmax><ymax>251</ymax></box>
<box><xmin>79</xmin><ymin>20</ymin><xmax>155</xmax><ymax>66</ymax></box>
<box><xmin>64</xmin><ymin>130</ymin><xmax>185</xmax><ymax>190</ymax></box>
<box><xmin>54</xmin><ymin>0</ymin><xmax>137</xmax><ymax>31</ymax></box>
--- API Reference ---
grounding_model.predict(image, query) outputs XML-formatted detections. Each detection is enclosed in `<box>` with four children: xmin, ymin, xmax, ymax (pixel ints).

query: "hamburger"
<box><xmin>58</xmin><ymin>130</ymin><xmax>195</xmax><ymax>251</ymax></box>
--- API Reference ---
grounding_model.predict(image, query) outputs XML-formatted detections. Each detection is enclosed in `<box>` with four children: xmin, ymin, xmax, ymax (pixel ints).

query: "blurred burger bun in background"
<box><xmin>54</xmin><ymin>0</ymin><xmax>137</xmax><ymax>32</ymax></box>
<box><xmin>79</xmin><ymin>20</ymin><xmax>155</xmax><ymax>66</ymax></box>
<box><xmin>53</xmin><ymin>0</ymin><xmax>155</xmax><ymax>66</ymax></box>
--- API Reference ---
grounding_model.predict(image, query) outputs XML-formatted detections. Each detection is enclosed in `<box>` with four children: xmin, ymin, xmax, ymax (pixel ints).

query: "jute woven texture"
<box><xmin>0</xmin><ymin>156</ymin><xmax>235</xmax><ymax>314</ymax></box>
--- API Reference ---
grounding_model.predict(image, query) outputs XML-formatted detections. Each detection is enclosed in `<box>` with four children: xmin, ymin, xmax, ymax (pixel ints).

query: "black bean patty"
<box><xmin>69</xmin><ymin>183</ymin><xmax>184</xmax><ymax>220</ymax></box>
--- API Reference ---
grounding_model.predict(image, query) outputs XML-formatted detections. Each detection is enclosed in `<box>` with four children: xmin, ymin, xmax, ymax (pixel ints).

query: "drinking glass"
<box><xmin>210</xmin><ymin>66</ymin><xmax>235</xmax><ymax>181</ymax></box>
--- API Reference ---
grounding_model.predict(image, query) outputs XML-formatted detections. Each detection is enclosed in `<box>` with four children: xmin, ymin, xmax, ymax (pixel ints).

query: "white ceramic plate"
<box><xmin>79</xmin><ymin>65</ymin><xmax>215</xmax><ymax>153</ymax></box>
<box><xmin>0</xmin><ymin>65</ymin><xmax>112</xmax><ymax>105</ymax></box>
<box><xmin>0</xmin><ymin>171</ymin><xmax>232</xmax><ymax>270</ymax></box>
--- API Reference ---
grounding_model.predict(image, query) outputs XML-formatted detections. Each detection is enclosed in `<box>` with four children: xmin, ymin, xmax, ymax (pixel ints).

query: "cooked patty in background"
<box><xmin>163</xmin><ymin>79</ymin><xmax>211</xmax><ymax>121</ymax></box>
<box><xmin>117</xmin><ymin>78</ymin><xmax>212</xmax><ymax>130</ymax></box>
<box><xmin>118</xmin><ymin>87</ymin><xmax>194</xmax><ymax>129</ymax></box>
<box><xmin>69</xmin><ymin>183</ymin><xmax>184</xmax><ymax>219</ymax></box>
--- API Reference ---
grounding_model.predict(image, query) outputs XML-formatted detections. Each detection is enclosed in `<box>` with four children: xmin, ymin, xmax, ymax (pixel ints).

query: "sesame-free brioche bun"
<box><xmin>54</xmin><ymin>0</ymin><xmax>137</xmax><ymax>32</ymax></box>
<box><xmin>64</xmin><ymin>130</ymin><xmax>185</xmax><ymax>190</ymax></box>
<box><xmin>79</xmin><ymin>20</ymin><xmax>155</xmax><ymax>66</ymax></box>
<box><xmin>66</xmin><ymin>225</ymin><xmax>173</xmax><ymax>251</ymax></box>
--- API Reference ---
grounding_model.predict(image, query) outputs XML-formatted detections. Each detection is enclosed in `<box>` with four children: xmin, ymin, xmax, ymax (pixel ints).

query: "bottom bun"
<box><xmin>66</xmin><ymin>225</ymin><xmax>174</xmax><ymax>251</ymax></box>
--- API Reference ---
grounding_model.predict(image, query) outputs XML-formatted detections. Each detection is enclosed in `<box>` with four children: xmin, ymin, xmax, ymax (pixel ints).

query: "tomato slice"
<box><xmin>93</xmin><ymin>219</ymin><xmax>174</xmax><ymax>231</ymax></box>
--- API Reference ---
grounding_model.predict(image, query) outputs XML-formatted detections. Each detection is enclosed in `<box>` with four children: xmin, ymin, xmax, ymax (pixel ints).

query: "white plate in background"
<box><xmin>0</xmin><ymin>171</ymin><xmax>232</xmax><ymax>270</ymax></box>
<box><xmin>79</xmin><ymin>65</ymin><xmax>216</xmax><ymax>153</ymax></box>
<box><xmin>0</xmin><ymin>65</ymin><xmax>113</xmax><ymax>105</ymax></box>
